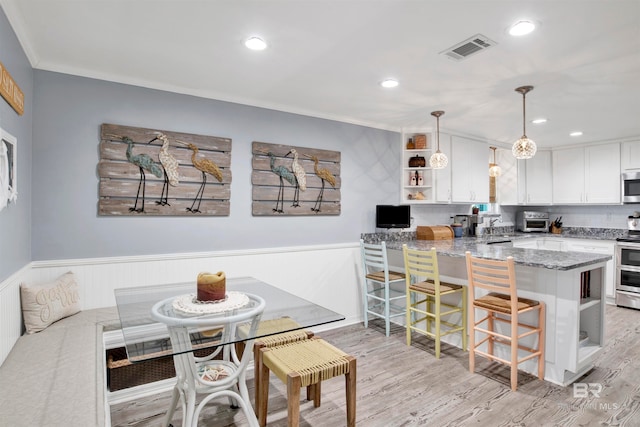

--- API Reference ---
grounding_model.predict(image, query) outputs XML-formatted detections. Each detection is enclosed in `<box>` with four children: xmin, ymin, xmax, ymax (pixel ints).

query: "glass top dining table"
<box><xmin>114</xmin><ymin>276</ymin><xmax>345</xmax><ymax>362</ymax></box>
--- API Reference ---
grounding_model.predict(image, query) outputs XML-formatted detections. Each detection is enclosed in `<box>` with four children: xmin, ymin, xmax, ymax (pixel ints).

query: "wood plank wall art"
<box><xmin>99</xmin><ymin>123</ymin><xmax>232</xmax><ymax>216</ymax></box>
<box><xmin>251</xmin><ymin>141</ymin><xmax>341</xmax><ymax>216</ymax></box>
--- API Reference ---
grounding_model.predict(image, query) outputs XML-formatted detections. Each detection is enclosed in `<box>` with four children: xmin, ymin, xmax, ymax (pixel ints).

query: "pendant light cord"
<box><xmin>436</xmin><ymin>115</ymin><xmax>440</xmax><ymax>151</ymax></box>
<box><xmin>522</xmin><ymin>92</ymin><xmax>527</xmax><ymax>137</ymax></box>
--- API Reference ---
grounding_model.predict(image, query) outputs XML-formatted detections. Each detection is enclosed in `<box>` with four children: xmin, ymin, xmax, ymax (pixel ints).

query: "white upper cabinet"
<box><xmin>553</xmin><ymin>147</ymin><xmax>584</xmax><ymax>203</ymax></box>
<box><xmin>450</xmin><ymin>136</ymin><xmax>489</xmax><ymax>203</ymax></box>
<box><xmin>585</xmin><ymin>143</ymin><xmax>621</xmax><ymax>203</ymax></box>
<box><xmin>524</xmin><ymin>150</ymin><xmax>553</xmax><ymax>204</ymax></box>
<box><xmin>621</xmin><ymin>141</ymin><xmax>640</xmax><ymax>171</ymax></box>
<box><xmin>553</xmin><ymin>143</ymin><xmax>620</xmax><ymax>204</ymax></box>
<box><xmin>497</xmin><ymin>149</ymin><xmax>551</xmax><ymax>205</ymax></box>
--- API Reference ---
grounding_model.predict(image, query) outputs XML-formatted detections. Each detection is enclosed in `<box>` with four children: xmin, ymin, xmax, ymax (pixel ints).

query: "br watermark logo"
<box><xmin>572</xmin><ymin>383</ymin><xmax>620</xmax><ymax>411</ymax></box>
<box><xmin>573</xmin><ymin>383</ymin><xmax>602</xmax><ymax>398</ymax></box>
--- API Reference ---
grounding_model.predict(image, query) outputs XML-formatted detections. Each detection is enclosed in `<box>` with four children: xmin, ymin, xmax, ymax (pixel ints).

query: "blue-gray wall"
<box><xmin>0</xmin><ymin>7</ymin><xmax>33</xmax><ymax>282</ymax></box>
<box><xmin>31</xmin><ymin>71</ymin><xmax>400</xmax><ymax>260</ymax></box>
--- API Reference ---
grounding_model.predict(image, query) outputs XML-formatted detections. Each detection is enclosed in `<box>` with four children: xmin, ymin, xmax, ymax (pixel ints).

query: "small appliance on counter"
<box><xmin>516</xmin><ymin>211</ymin><xmax>549</xmax><ymax>232</ymax></box>
<box><xmin>615</xmin><ymin>212</ymin><xmax>640</xmax><ymax>309</ymax></box>
<box><xmin>451</xmin><ymin>214</ymin><xmax>479</xmax><ymax>236</ymax></box>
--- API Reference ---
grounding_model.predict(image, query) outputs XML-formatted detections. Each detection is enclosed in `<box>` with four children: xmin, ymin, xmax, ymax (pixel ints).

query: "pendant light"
<box><xmin>489</xmin><ymin>146</ymin><xmax>501</xmax><ymax>177</ymax></box>
<box><xmin>512</xmin><ymin>85</ymin><xmax>537</xmax><ymax>159</ymax></box>
<box><xmin>429</xmin><ymin>111</ymin><xmax>448</xmax><ymax>169</ymax></box>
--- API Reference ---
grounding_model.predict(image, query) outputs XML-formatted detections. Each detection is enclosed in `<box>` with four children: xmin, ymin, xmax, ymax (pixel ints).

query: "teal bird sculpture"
<box><xmin>124</xmin><ymin>136</ymin><xmax>163</xmax><ymax>213</ymax></box>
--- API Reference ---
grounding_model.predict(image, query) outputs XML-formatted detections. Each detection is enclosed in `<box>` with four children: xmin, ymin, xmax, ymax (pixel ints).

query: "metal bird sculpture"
<box><xmin>258</xmin><ymin>150</ymin><xmax>296</xmax><ymax>213</ymax></box>
<box><xmin>304</xmin><ymin>154</ymin><xmax>336</xmax><ymax>213</ymax></box>
<box><xmin>285</xmin><ymin>149</ymin><xmax>306</xmax><ymax>207</ymax></box>
<box><xmin>178</xmin><ymin>141</ymin><xmax>223</xmax><ymax>213</ymax></box>
<box><xmin>124</xmin><ymin>136</ymin><xmax>163</xmax><ymax>213</ymax></box>
<box><xmin>149</xmin><ymin>133</ymin><xmax>179</xmax><ymax>206</ymax></box>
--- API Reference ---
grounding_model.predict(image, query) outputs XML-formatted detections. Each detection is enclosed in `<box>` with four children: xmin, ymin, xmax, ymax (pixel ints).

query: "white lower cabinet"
<box><xmin>514</xmin><ymin>238</ymin><xmax>615</xmax><ymax>303</ymax></box>
<box><xmin>565</xmin><ymin>239</ymin><xmax>616</xmax><ymax>303</ymax></box>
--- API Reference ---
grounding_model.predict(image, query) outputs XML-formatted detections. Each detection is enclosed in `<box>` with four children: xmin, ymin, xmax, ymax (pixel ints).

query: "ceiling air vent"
<box><xmin>440</xmin><ymin>34</ymin><xmax>497</xmax><ymax>61</ymax></box>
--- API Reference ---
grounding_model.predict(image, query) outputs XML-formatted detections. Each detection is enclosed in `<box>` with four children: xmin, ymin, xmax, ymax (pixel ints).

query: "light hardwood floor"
<box><xmin>110</xmin><ymin>305</ymin><xmax>640</xmax><ymax>426</ymax></box>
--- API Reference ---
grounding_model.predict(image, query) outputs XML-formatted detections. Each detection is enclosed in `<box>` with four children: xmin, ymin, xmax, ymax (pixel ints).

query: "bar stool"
<box><xmin>237</xmin><ymin>317</ymin><xmax>314</xmax><ymax>411</ymax></box>
<box><xmin>360</xmin><ymin>239</ymin><xmax>406</xmax><ymax>336</ymax></box>
<box><xmin>257</xmin><ymin>337</ymin><xmax>356</xmax><ymax>427</ymax></box>
<box><xmin>403</xmin><ymin>244</ymin><xmax>467</xmax><ymax>358</ymax></box>
<box><xmin>465</xmin><ymin>251</ymin><xmax>545</xmax><ymax>391</ymax></box>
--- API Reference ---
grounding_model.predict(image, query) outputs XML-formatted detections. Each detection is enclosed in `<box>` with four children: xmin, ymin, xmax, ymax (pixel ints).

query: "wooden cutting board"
<box><xmin>416</xmin><ymin>225</ymin><xmax>454</xmax><ymax>240</ymax></box>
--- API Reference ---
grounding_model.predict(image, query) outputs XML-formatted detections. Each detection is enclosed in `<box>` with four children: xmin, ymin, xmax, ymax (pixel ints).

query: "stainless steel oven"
<box><xmin>616</xmin><ymin>219</ymin><xmax>640</xmax><ymax>309</ymax></box>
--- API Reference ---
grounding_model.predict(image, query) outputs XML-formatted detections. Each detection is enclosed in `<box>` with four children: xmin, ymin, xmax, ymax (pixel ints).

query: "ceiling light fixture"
<box><xmin>512</xmin><ymin>85</ymin><xmax>537</xmax><ymax>159</ymax></box>
<box><xmin>245</xmin><ymin>36</ymin><xmax>267</xmax><ymax>50</ymax></box>
<box><xmin>570</xmin><ymin>131</ymin><xmax>583</xmax><ymax>137</ymax></box>
<box><xmin>429</xmin><ymin>111</ymin><xmax>448</xmax><ymax>169</ymax></box>
<box><xmin>489</xmin><ymin>146</ymin><xmax>501</xmax><ymax>177</ymax></box>
<box><xmin>509</xmin><ymin>20</ymin><xmax>536</xmax><ymax>36</ymax></box>
<box><xmin>380</xmin><ymin>78</ymin><xmax>399</xmax><ymax>88</ymax></box>
<box><xmin>532</xmin><ymin>118</ymin><xmax>547</xmax><ymax>124</ymax></box>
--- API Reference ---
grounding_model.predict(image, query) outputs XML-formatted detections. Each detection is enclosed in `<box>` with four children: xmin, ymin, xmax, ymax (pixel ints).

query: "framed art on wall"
<box><xmin>0</xmin><ymin>127</ymin><xmax>17</xmax><ymax>212</ymax></box>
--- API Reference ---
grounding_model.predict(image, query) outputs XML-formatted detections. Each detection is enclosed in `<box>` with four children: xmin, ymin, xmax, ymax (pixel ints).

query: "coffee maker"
<box><xmin>452</xmin><ymin>214</ymin><xmax>479</xmax><ymax>236</ymax></box>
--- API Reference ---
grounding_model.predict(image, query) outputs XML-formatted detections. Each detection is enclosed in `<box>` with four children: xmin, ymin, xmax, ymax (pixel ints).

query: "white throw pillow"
<box><xmin>20</xmin><ymin>271</ymin><xmax>81</xmax><ymax>334</ymax></box>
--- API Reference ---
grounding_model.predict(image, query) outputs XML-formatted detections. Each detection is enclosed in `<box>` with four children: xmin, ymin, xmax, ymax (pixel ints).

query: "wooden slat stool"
<box><xmin>237</xmin><ymin>317</ymin><xmax>314</xmax><ymax>409</ymax></box>
<box><xmin>257</xmin><ymin>337</ymin><xmax>356</xmax><ymax>427</ymax></box>
<box><xmin>465</xmin><ymin>251</ymin><xmax>545</xmax><ymax>391</ymax></box>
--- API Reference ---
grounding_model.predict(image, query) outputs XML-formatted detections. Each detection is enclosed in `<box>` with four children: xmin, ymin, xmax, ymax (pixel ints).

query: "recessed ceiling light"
<box><xmin>531</xmin><ymin>118</ymin><xmax>547</xmax><ymax>124</ymax></box>
<box><xmin>380</xmin><ymin>79</ymin><xmax>399</xmax><ymax>88</ymax></box>
<box><xmin>570</xmin><ymin>131</ymin><xmax>583</xmax><ymax>137</ymax></box>
<box><xmin>245</xmin><ymin>36</ymin><xmax>267</xmax><ymax>51</ymax></box>
<box><xmin>509</xmin><ymin>20</ymin><xmax>536</xmax><ymax>36</ymax></box>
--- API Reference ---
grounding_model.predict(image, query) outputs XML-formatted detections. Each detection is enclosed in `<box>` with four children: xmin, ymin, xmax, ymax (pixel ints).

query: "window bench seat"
<box><xmin>0</xmin><ymin>307</ymin><xmax>121</xmax><ymax>426</ymax></box>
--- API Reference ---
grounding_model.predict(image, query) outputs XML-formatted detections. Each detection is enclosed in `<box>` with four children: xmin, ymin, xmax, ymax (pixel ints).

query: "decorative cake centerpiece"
<box><xmin>197</xmin><ymin>271</ymin><xmax>226</xmax><ymax>302</ymax></box>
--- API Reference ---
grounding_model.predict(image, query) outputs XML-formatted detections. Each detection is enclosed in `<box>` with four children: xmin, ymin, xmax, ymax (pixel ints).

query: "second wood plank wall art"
<box><xmin>98</xmin><ymin>123</ymin><xmax>232</xmax><ymax>216</ymax></box>
<box><xmin>251</xmin><ymin>141</ymin><xmax>341</xmax><ymax>216</ymax></box>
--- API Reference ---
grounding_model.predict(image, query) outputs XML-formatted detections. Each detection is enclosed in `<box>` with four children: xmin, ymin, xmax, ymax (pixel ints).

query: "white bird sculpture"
<box><xmin>286</xmin><ymin>149</ymin><xmax>306</xmax><ymax>207</ymax></box>
<box><xmin>149</xmin><ymin>133</ymin><xmax>179</xmax><ymax>206</ymax></box>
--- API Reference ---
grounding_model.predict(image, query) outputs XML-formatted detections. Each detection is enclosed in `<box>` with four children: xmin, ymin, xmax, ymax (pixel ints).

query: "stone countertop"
<box><xmin>382</xmin><ymin>237</ymin><xmax>612</xmax><ymax>271</ymax></box>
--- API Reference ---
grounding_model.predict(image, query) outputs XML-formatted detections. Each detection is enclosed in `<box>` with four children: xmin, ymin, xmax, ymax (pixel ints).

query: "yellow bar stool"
<box><xmin>465</xmin><ymin>251</ymin><xmax>545</xmax><ymax>391</ymax></box>
<box><xmin>257</xmin><ymin>337</ymin><xmax>356</xmax><ymax>427</ymax></box>
<box><xmin>402</xmin><ymin>244</ymin><xmax>467</xmax><ymax>358</ymax></box>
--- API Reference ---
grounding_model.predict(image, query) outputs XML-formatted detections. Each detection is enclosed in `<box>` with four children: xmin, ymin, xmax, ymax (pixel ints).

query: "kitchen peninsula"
<box><xmin>362</xmin><ymin>233</ymin><xmax>612</xmax><ymax>386</ymax></box>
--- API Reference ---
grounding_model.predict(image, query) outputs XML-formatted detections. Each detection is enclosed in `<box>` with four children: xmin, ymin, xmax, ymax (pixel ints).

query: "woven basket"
<box><xmin>414</xmin><ymin>134</ymin><xmax>427</xmax><ymax>149</ymax></box>
<box><xmin>106</xmin><ymin>347</ymin><xmax>176</xmax><ymax>391</ymax></box>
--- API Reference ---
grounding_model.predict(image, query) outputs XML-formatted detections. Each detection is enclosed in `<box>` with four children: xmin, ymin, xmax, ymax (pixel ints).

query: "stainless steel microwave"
<box><xmin>623</xmin><ymin>172</ymin><xmax>640</xmax><ymax>204</ymax></box>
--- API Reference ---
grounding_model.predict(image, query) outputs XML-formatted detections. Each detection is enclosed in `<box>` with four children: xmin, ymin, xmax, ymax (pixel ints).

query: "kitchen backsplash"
<box><xmin>399</xmin><ymin>203</ymin><xmax>635</xmax><ymax>232</ymax></box>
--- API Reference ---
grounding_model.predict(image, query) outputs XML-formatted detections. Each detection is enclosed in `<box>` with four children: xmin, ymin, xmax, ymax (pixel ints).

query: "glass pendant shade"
<box><xmin>429</xmin><ymin>110</ymin><xmax>448</xmax><ymax>169</ymax></box>
<box><xmin>489</xmin><ymin>146</ymin><xmax>502</xmax><ymax>176</ymax></box>
<box><xmin>430</xmin><ymin>151</ymin><xmax>448</xmax><ymax>169</ymax></box>
<box><xmin>512</xmin><ymin>85</ymin><xmax>537</xmax><ymax>159</ymax></box>
<box><xmin>512</xmin><ymin>136</ymin><xmax>537</xmax><ymax>159</ymax></box>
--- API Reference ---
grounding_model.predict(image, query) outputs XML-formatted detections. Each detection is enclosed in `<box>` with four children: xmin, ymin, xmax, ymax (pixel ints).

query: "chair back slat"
<box><xmin>465</xmin><ymin>251</ymin><xmax>517</xmax><ymax>301</ymax></box>
<box><xmin>403</xmin><ymin>245</ymin><xmax>439</xmax><ymax>283</ymax></box>
<box><xmin>361</xmin><ymin>240</ymin><xmax>388</xmax><ymax>272</ymax></box>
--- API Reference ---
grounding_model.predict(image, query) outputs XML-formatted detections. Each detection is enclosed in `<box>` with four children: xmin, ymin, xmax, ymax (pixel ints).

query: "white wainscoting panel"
<box><xmin>29</xmin><ymin>243</ymin><xmax>364</xmax><ymax>331</ymax></box>
<box><xmin>1</xmin><ymin>243</ymin><xmax>365</xmax><ymax>366</ymax></box>
<box><xmin>0</xmin><ymin>264</ymin><xmax>31</xmax><ymax>365</ymax></box>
